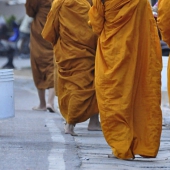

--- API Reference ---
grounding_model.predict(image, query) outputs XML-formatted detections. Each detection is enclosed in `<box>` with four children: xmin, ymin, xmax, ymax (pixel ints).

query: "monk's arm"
<box><xmin>88</xmin><ymin>0</ymin><xmax>104</xmax><ymax>36</ymax></box>
<box><xmin>42</xmin><ymin>10</ymin><xmax>59</xmax><ymax>46</ymax></box>
<box><xmin>42</xmin><ymin>0</ymin><xmax>63</xmax><ymax>46</ymax></box>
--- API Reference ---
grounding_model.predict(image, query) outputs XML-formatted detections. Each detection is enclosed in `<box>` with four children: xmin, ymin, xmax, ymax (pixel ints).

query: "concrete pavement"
<box><xmin>0</xmin><ymin>56</ymin><xmax>170</xmax><ymax>170</ymax></box>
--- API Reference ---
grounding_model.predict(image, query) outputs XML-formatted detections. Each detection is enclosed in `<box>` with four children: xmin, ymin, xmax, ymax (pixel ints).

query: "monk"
<box><xmin>157</xmin><ymin>0</ymin><xmax>170</xmax><ymax>100</ymax></box>
<box><xmin>88</xmin><ymin>0</ymin><xmax>162</xmax><ymax>160</ymax></box>
<box><xmin>25</xmin><ymin>0</ymin><xmax>56</xmax><ymax>113</ymax></box>
<box><xmin>42</xmin><ymin>0</ymin><xmax>101</xmax><ymax>135</ymax></box>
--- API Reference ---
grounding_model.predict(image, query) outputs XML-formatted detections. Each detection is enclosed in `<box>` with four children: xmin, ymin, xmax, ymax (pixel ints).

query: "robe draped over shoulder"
<box><xmin>42</xmin><ymin>0</ymin><xmax>99</xmax><ymax>124</ymax></box>
<box><xmin>25</xmin><ymin>0</ymin><xmax>54</xmax><ymax>89</ymax></box>
<box><xmin>89</xmin><ymin>0</ymin><xmax>162</xmax><ymax>159</ymax></box>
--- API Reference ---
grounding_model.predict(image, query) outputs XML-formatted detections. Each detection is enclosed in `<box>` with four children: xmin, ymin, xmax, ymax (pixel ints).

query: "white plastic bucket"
<box><xmin>161</xmin><ymin>56</ymin><xmax>168</xmax><ymax>91</ymax></box>
<box><xmin>0</xmin><ymin>69</ymin><xmax>15</xmax><ymax>119</ymax></box>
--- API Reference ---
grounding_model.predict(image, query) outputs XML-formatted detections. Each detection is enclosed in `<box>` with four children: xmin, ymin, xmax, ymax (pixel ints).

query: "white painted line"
<box><xmin>46</xmin><ymin>119</ymin><xmax>65</xmax><ymax>170</ymax></box>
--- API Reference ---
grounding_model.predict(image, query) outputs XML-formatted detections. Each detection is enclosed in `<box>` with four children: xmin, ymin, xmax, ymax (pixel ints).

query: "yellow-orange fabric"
<box><xmin>89</xmin><ymin>0</ymin><xmax>162</xmax><ymax>159</ymax></box>
<box><xmin>25</xmin><ymin>0</ymin><xmax>54</xmax><ymax>89</ymax></box>
<box><xmin>157</xmin><ymin>0</ymin><xmax>170</xmax><ymax>47</ymax></box>
<box><xmin>42</xmin><ymin>0</ymin><xmax>99</xmax><ymax>124</ymax></box>
<box><xmin>157</xmin><ymin>0</ymin><xmax>170</xmax><ymax>101</ymax></box>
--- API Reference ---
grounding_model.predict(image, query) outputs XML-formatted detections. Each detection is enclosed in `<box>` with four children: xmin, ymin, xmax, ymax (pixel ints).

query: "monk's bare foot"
<box><xmin>64</xmin><ymin>123</ymin><xmax>78</xmax><ymax>136</ymax></box>
<box><xmin>32</xmin><ymin>106</ymin><xmax>47</xmax><ymax>111</ymax></box>
<box><xmin>46</xmin><ymin>104</ymin><xmax>56</xmax><ymax>113</ymax></box>
<box><xmin>108</xmin><ymin>154</ymin><xmax>135</xmax><ymax>160</ymax></box>
<box><xmin>140</xmin><ymin>155</ymin><xmax>155</xmax><ymax>158</ymax></box>
<box><xmin>108</xmin><ymin>154</ymin><xmax>117</xmax><ymax>158</ymax></box>
<box><xmin>88</xmin><ymin>122</ymin><xmax>102</xmax><ymax>131</ymax></box>
<box><xmin>88</xmin><ymin>114</ymin><xmax>102</xmax><ymax>131</ymax></box>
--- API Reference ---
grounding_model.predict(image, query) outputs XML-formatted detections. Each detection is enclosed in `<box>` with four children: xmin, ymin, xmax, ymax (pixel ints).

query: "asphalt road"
<box><xmin>0</xmin><ymin>76</ymin><xmax>80</xmax><ymax>170</ymax></box>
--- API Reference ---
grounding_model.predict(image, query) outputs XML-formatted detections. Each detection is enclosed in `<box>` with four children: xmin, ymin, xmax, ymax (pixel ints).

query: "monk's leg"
<box><xmin>46</xmin><ymin>87</ymin><xmax>56</xmax><ymax>112</ymax></box>
<box><xmin>64</xmin><ymin>123</ymin><xmax>78</xmax><ymax>136</ymax></box>
<box><xmin>32</xmin><ymin>89</ymin><xmax>46</xmax><ymax>111</ymax></box>
<box><xmin>88</xmin><ymin>114</ymin><xmax>101</xmax><ymax>131</ymax></box>
<box><xmin>108</xmin><ymin>153</ymin><xmax>135</xmax><ymax>160</ymax></box>
<box><xmin>108</xmin><ymin>154</ymin><xmax>117</xmax><ymax>159</ymax></box>
<box><xmin>2</xmin><ymin>48</ymin><xmax>15</xmax><ymax>69</ymax></box>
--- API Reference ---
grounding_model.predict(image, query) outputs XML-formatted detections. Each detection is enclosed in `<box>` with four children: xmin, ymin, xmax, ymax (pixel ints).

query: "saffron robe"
<box><xmin>25</xmin><ymin>0</ymin><xmax>54</xmax><ymax>89</ymax></box>
<box><xmin>89</xmin><ymin>0</ymin><xmax>162</xmax><ymax>159</ymax></box>
<box><xmin>157</xmin><ymin>0</ymin><xmax>170</xmax><ymax>100</ymax></box>
<box><xmin>42</xmin><ymin>0</ymin><xmax>99</xmax><ymax>124</ymax></box>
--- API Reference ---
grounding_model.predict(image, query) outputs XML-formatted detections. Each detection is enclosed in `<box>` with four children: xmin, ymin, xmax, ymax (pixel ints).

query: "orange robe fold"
<box><xmin>89</xmin><ymin>0</ymin><xmax>162</xmax><ymax>159</ymax></box>
<box><xmin>157</xmin><ymin>0</ymin><xmax>170</xmax><ymax>101</ymax></box>
<box><xmin>42</xmin><ymin>0</ymin><xmax>99</xmax><ymax>124</ymax></box>
<box><xmin>25</xmin><ymin>0</ymin><xmax>54</xmax><ymax>89</ymax></box>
